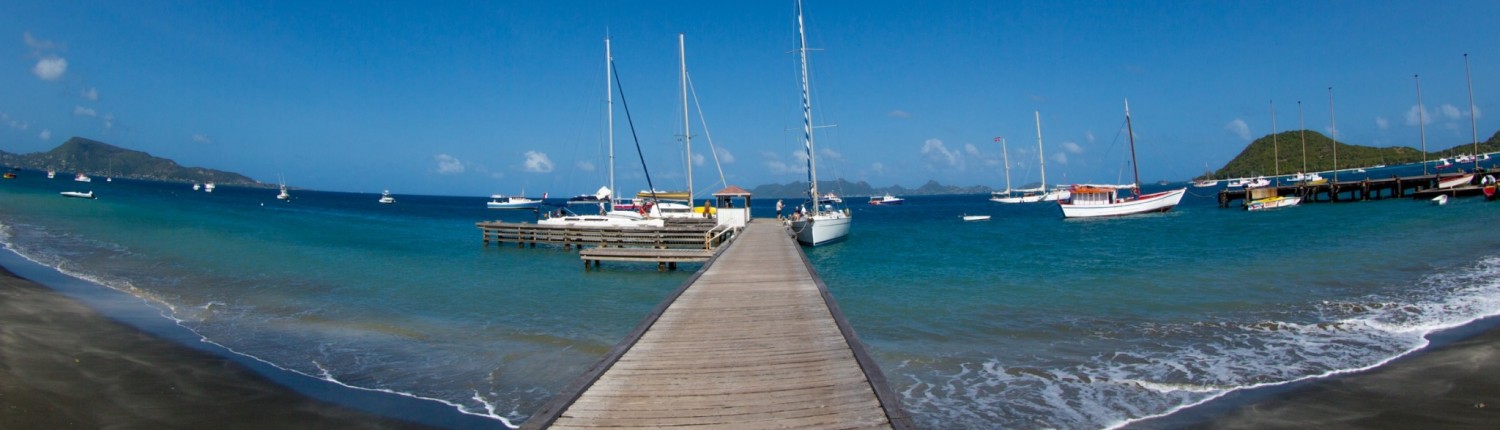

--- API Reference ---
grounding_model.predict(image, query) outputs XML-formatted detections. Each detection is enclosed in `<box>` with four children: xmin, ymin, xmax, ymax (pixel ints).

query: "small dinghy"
<box><xmin>961</xmin><ymin>213</ymin><xmax>991</xmax><ymax>221</ymax></box>
<box><xmin>60</xmin><ymin>191</ymin><xmax>95</xmax><ymax>199</ymax></box>
<box><xmin>1431</xmin><ymin>194</ymin><xmax>1448</xmax><ymax>205</ymax></box>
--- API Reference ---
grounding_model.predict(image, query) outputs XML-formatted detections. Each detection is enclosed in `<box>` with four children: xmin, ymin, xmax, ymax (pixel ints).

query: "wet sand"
<box><xmin>0</xmin><ymin>267</ymin><xmax>436</xmax><ymax>429</ymax></box>
<box><xmin>1130</xmin><ymin>321</ymin><xmax>1500</xmax><ymax>429</ymax></box>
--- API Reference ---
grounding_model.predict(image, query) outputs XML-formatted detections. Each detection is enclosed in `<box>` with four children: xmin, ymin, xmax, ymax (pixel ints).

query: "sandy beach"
<box><xmin>0</xmin><ymin>267</ymin><xmax>436</xmax><ymax>430</ymax></box>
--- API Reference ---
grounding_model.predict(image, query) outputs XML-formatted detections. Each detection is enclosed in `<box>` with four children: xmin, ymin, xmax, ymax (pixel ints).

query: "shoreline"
<box><xmin>0</xmin><ymin>265</ymin><xmax>445</xmax><ymax>429</ymax></box>
<box><xmin>1125</xmin><ymin>317</ymin><xmax>1500</xmax><ymax>429</ymax></box>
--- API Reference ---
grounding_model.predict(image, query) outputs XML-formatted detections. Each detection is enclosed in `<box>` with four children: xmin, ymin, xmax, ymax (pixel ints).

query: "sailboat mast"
<box><xmin>1124</xmin><ymin>99</ymin><xmax>1140</xmax><ymax>195</ymax></box>
<box><xmin>1299</xmin><ymin>101</ymin><xmax>1306</xmax><ymax>174</ymax></box>
<box><xmin>1465</xmin><ymin>53</ymin><xmax>1479</xmax><ymax>171</ymax></box>
<box><xmin>796</xmin><ymin>0</ymin><xmax>819</xmax><ymax>214</ymax></box>
<box><xmin>1415</xmin><ymin>74</ymin><xmax>1428</xmax><ymax>175</ymax></box>
<box><xmin>606</xmin><ymin>37</ymin><xmax>616</xmax><ymax>209</ymax></box>
<box><xmin>1328</xmin><ymin>87</ymin><xmax>1338</xmax><ymax>182</ymax></box>
<box><xmin>680</xmin><ymin>33</ymin><xmax>693</xmax><ymax>200</ymax></box>
<box><xmin>1035</xmin><ymin>111</ymin><xmax>1046</xmax><ymax>191</ymax></box>
<box><xmin>1000</xmin><ymin>137</ymin><xmax>1011</xmax><ymax>193</ymax></box>
<box><xmin>1271</xmin><ymin>100</ymin><xmax>1279</xmax><ymax>179</ymax></box>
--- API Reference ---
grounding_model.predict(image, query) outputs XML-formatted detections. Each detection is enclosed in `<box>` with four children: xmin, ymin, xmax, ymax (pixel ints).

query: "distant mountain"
<box><xmin>1207</xmin><ymin>129</ymin><xmax>1500</xmax><ymax>180</ymax></box>
<box><xmin>749</xmin><ymin>178</ymin><xmax>991</xmax><ymax>198</ymax></box>
<box><xmin>0</xmin><ymin>137</ymin><xmax>262</xmax><ymax>186</ymax></box>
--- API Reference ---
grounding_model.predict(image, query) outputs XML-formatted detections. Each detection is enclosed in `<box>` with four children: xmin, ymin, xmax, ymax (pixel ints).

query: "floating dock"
<box><xmin>1217</xmin><ymin>172</ymin><xmax>1494</xmax><ymax>207</ymax></box>
<box><xmin>522</xmin><ymin>219</ymin><xmax>912</xmax><ymax>429</ymax></box>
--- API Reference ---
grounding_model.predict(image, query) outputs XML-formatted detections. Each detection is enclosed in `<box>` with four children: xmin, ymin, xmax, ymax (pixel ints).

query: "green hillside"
<box><xmin>0</xmin><ymin>137</ymin><xmax>261</xmax><ymax>186</ymax></box>
<box><xmin>1208</xmin><ymin>130</ymin><xmax>1500</xmax><ymax>179</ymax></box>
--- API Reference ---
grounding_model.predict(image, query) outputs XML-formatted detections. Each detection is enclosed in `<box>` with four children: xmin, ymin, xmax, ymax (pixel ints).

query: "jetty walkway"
<box><xmin>1216</xmin><ymin>172</ymin><xmax>1496</xmax><ymax>207</ymax></box>
<box><xmin>522</xmin><ymin>219</ymin><xmax>912</xmax><ymax>429</ymax></box>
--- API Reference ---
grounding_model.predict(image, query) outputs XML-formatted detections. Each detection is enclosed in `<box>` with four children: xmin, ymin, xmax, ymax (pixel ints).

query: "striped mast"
<box><xmin>796</xmin><ymin>0</ymin><xmax>820</xmax><ymax>215</ymax></box>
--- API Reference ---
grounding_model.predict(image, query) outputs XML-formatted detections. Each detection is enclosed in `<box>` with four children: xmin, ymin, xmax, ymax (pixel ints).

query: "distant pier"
<box><xmin>476</xmin><ymin>218</ymin><xmax>735</xmax><ymax>270</ymax></box>
<box><xmin>1217</xmin><ymin>172</ymin><xmax>1493</xmax><ymax>207</ymax></box>
<box><xmin>521</xmin><ymin>219</ymin><xmax>912</xmax><ymax>429</ymax></box>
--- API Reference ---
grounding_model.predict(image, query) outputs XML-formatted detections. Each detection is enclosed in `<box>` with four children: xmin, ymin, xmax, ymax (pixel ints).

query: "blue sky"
<box><xmin>3</xmin><ymin>1</ymin><xmax>1499</xmax><ymax>197</ymax></box>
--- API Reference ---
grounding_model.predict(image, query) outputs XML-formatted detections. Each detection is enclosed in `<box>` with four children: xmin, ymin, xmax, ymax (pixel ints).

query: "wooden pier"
<box><xmin>477</xmin><ymin>218</ymin><xmax>731</xmax><ymax>251</ymax></box>
<box><xmin>1217</xmin><ymin>173</ymin><xmax>1492</xmax><ymax>207</ymax></box>
<box><xmin>522</xmin><ymin>219</ymin><xmax>912</xmax><ymax>429</ymax></box>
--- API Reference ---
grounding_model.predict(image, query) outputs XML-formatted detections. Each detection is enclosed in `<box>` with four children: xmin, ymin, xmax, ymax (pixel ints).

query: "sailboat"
<box><xmin>1058</xmin><ymin>100</ymin><xmax>1186</xmax><ymax>218</ymax></box>
<box><xmin>992</xmin><ymin>112</ymin><xmax>1070</xmax><ymax>203</ymax></box>
<box><xmin>276</xmin><ymin>175</ymin><xmax>291</xmax><ymax>200</ymax></box>
<box><xmin>1245</xmin><ymin>101</ymin><xmax>1300</xmax><ymax>211</ymax></box>
<box><xmin>539</xmin><ymin>37</ymin><xmax>664</xmax><ymax>229</ymax></box>
<box><xmin>788</xmin><ymin>0</ymin><xmax>851</xmax><ymax>246</ymax></box>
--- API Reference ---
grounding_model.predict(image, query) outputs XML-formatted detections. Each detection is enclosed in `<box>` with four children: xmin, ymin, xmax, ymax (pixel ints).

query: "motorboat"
<box><xmin>378</xmin><ymin>190</ymin><xmax>395</xmax><ymax>204</ymax></box>
<box><xmin>1245</xmin><ymin>187</ymin><xmax>1301</xmax><ymax>211</ymax></box>
<box><xmin>868</xmin><ymin>194</ymin><xmax>905</xmax><ymax>205</ymax></box>
<box><xmin>486</xmin><ymin>194</ymin><xmax>542</xmax><ymax>209</ymax></box>
<box><xmin>74</xmin><ymin>172</ymin><xmax>92</xmax><ymax>182</ymax></box>
<box><xmin>204</xmin><ymin>182</ymin><xmax>215</xmax><ymax>193</ymax></box>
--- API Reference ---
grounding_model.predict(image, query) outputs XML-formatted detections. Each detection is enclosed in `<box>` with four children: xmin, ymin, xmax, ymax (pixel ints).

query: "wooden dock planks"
<box><xmin>524</xmin><ymin>219</ymin><xmax>910</xmax><ymax>429</ymax></box>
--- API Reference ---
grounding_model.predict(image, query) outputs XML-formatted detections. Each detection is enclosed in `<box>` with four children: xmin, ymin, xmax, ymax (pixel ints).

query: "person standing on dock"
<box><xmin>776</xmin><ymin>199</ymin><xmax>784</xmax><ymax>220</ymax></box>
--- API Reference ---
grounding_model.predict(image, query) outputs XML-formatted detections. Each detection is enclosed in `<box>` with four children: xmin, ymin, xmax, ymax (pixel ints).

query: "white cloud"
<box><xmin>39</xmin><ymin>129</ymin><xmax>50</xmax><ymax>140</ymax></box>
<box><xmin>23</xmin><ymin>32</ymin><xmax>57</xmax><ymax>52</ymax></box>
<box><xmin>33</xmin><ymin>56</ymin><xmax>66</xmax><ymax>81</ymax></box>
<box><xmin>1061</xmin><ymin>141</ymin><xmax>1083</xmax><ymax>154</ymax></box>
<box><xmin>192</xmin><ymin>134</ymin><xmax>213</xmax><ymax>144</ymax></box>
<box><xmin>1375</xmin><ymin>116</ymin><xmax>1389</xmax><ymax>130</ymax></box>
<box><xmin>1052</xmin><ymin>152</ymin><xmax>1069</xmax><ymax>165</ymax></box>
<box><xmin>1225</xmin><ymin>118</ymin><xmax>1251</xmax><ymax>140</ymax></box>
<box><xmin>0</xmin><ymin>112</ymin><xmax>27</xmax><ymax>130</ymax></box>
<box><xmin>102</xmin><ymin>113</ymin><xmax>114</xmax><ymax>129</ymax></box>
<box><xmin>434</xmin><ymin>154</ymin><xmax>465</xmax><ymax>174</ymax></box>
<box><xmin>888</xmin><ymin>110</ymin><xmax>911</xmax><ymax>119</ymax></box>
<box><xmin>1473</xmin><ymin>105</ymin><xmax>1483</xmax><ymax>119</ymax></box>
<box><xmin>963</xmin><ymin>143</ymin><xmax>981</xmax><ymax>156</ymax></box>
<box><xmin>819</xmin><ymin>147</ymin><xmax>843</xmax><ymax>160</ymax></box>
<box><xmin>1442</xmin><ymin>104</ymin><xmax>1462</xmax><ymax>120</ymax></box>
<box><xmin>714</xmin><ymin>147</ymin><xmax>735</xmax><ymax>164</ymax></box>
<box><xmin>763</xmin><ymin>151</ymin><xmax>806</xmax><ymax>175</ymax></box>
<box><xmin>1085</xmin><ymin>131</ymin><xmax>1096</xmax><ymax>144</ymax></box>
<box><xmin>73</xmin><ymin>106</ymin><xmax>96</xmax><ymax>117</ymax></box>
<box><xmin>522</xmin><ymin>150</ymin><xmax>553</xmax><ymax>173</ymax></box>
<box><xmin>920</xmin><ymin>138</ymin><xmax>962</xmax><ymax>169</ymax></box>
<box><xmin>82</xmin><ymin>87</ymin><xmax>98</xmax><ymax>101</ymax></box>
<box><xmin>691</xmin><ymin>152</ymin><xmax>705</xmax><ymax>166</ymax></box>
<box><xmin>1405</xmin><ymin>105</ymin><xmax>1432</xmax><ymax>126</ymax></box>
<box><xmin>575</xmin><ymin>160</ymin><xmax>595</xmax><ymax>171</ymax></box>
<box><xmin>871</xmin><ymin>162</ymin><xmax>885</xmax><ymax>174</ymax></box>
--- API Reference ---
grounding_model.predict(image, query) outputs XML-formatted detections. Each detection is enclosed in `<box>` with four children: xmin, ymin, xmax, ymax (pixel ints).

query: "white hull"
<box><xmin>538</xmin><ymin>211</ymin><xmax>665</xmax><ymax>228</ymax></box>
<box><xmin>791</xmin><ymin>213</ymin><xmax>850</xmax><ymax>246</ymax></box>
<box><xmin>379</xmin><ymin>197</ymin><xmax>395</xmax><ymax>204</ymax></box>
<box><xmin>60</xmin><ymin>191</ymin><xmax>94</xmax><ymax>199</ymax></box>
<box><xmin>1191</xmin><ymin>180</ymin><xmax>1219</xmax><ymax>188</ymax></box>
<box><xmin>1246</xmin><ymin>195</ymin><xmax>1301</xmax><ymax>211</ymax></box>
<box><xmin>990</xmin><ymin>188</ymin><xmax>1069</xmax><ymax>203</ymax></box>
<box><xmin>1059</xmin><ymin>188</ymin><xmax>1186</xmax><ymax>218</ymax></box>
<box><xmin>486</xmin><ymin>201</ymin><xmax>541</xmax><ymax>210</ymax></box>
<box><xmin>1438</xmin><ymin>174</ymin><xmax>1474</xmax><ymax>189</ymax></box>
<box><xmin>962</xmin><ymin>214</ymin><xmax>991</xmax><ymax>221</ymax></box>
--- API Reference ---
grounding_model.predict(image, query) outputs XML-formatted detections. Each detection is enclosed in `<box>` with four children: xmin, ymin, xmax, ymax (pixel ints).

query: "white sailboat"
<box><xmin>992</xmin><ymin>112</ymin><xmax>1070</xmax><ymax>203</ymax></box>
<box><xmin>787</xmin><ymin>0</ymin><xmax>850</xmax><ymax>246</ymax></box>
<box><xmin>1058</xmin><ymin>100</ymin><xmax>1186</xmax><ymax>218</ymax></box>
<box><xmin>540</xmin><ymin>37</ymin><xmax>664</xmax><ymax>229</ymax></box>
<box><xmin>276</xmin><ymin>175</ymin><xmax>290</xmax><ymax>200</ymax></box>
<box><xmin>204</xmin><ymin>182</ymin><xmax>215</xmax><ymax>193</ymax></box>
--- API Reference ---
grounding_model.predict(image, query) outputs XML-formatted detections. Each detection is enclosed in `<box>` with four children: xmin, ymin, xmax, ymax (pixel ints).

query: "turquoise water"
<box><xmin>2</xmin><ymin>167</ymin><xmax>1499</xmax><ymax>429</ymax></box>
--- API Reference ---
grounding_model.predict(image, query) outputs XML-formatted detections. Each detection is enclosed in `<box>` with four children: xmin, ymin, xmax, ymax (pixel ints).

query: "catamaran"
<box><xmin>1058</xmin><ymin>100</ymin><xmax>1186</xmax><ymax>218</ymax></box>
<box><xmin>787</xmin><ymin>0</ymin><xmax>850</xmax><ymax>246</ymax></box>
